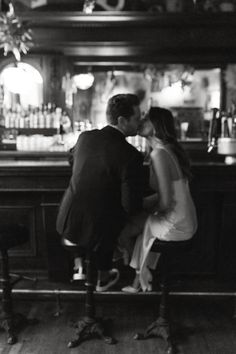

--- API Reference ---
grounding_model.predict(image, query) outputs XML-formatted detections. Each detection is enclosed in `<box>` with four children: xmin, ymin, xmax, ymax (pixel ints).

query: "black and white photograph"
<box><xmin>0</xmin><ymin>0</ymin><xmax>236</xmax><ymax>353</ymax></box>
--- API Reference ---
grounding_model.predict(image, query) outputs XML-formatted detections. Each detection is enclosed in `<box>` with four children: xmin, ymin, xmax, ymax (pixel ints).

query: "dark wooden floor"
<box><xmin>0</xmin><ymin>296</ymin><xmax>236</xmax><ymax>353</ymax></box>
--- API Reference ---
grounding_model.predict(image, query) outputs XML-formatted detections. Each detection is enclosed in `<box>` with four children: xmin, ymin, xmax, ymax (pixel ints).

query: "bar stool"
<box><xmin>62</xmin><ymin>239</ymin><xmax>116</xmax><ymax>348</ymax></box>
<box><xmin>135</xmin><ymin>238</ymin><xmax>193</xmax><ymax>354</ymax></box>
<box><xmin>0</xmin><ymin>224</ymin><xmax>37</xmax><ymax>344</ymax></box>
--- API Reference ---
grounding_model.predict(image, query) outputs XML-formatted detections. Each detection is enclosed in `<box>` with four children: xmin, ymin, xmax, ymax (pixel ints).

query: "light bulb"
<box><xmin>73</xmin><ymin>73</ymin><xmax>94</xmax><ymax>90</ymax></box>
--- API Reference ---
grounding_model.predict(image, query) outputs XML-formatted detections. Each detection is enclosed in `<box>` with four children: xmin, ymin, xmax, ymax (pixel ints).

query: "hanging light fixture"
<box><xmin>0</xmin><ymin>2</ymin><xmax>33</xmax><ymax>61</ymax></box>
<box><xmin>73</xmin><ymin>73</ymin><xmax>95</xmax><ymax>90</ymax></box>
<box><xmin>1</xmin><ymin>62</ymin><xmax>43</xmax><ymax>94</ymax></box>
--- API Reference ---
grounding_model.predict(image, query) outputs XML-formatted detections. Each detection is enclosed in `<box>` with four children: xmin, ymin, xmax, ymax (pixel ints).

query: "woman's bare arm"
<box><xmin>151</xmin><ymin>149</ymin><xmax>173</xmax><ymax>214</ymax></box>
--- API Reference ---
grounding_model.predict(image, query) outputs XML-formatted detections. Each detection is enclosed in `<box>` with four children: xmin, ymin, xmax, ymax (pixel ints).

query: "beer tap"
<box><xmin>208</xmin><ymin>108</ymin><xmax>220</xmax><ymax>153</ymax></box>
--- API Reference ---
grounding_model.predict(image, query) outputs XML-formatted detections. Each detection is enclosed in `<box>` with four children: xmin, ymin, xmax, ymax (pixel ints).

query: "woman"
<box><xmin>122</xmin><ymin>107</ymin><xmax>198</xmax><ymax>293</ymax></box>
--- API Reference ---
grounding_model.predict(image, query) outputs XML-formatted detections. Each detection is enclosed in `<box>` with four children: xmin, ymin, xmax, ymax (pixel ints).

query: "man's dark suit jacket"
<box><xmin>56</xmin><ymin>125</ymin><xmax>144</xmax><ymax>254</ymax></box>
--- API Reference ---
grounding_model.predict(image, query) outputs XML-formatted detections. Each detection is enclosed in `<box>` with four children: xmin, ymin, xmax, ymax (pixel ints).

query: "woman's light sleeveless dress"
<box><xmin>130</xmin><ymin>140</ymin><xmax>198</xmax><ymax>291</ymax></box>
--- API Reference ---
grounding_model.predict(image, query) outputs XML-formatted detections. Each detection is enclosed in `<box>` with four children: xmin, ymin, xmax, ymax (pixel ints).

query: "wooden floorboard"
<box><xmin>0</xmin><ymin>297</ymin><xmax>236</xmax><ymax>353</ymax></box>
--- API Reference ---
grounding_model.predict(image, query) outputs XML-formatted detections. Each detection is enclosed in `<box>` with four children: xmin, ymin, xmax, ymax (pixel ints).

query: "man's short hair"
<box><xmin>106</xmin><ymin>94</ymin><xmax>140</xmax><ymax>125</ymax></box>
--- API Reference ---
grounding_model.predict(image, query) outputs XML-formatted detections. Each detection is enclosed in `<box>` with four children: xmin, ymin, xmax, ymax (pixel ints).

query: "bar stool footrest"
<box><xmin>9</xmin><ymin>273</ymin><xmax>38</xmax><ymax>287</ymax></box>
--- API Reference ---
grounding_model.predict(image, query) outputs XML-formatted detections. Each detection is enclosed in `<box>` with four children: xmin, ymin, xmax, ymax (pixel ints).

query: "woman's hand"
<box><xmin>143</xmin><ymin>193</ymin><xmax>159</xmax><ymax>212</ymax></box>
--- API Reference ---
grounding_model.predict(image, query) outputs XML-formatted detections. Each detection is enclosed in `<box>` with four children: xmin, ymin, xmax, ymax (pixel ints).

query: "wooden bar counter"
<box><xmin>1</xmin><ymin>150</ymin><xmax>236</xmax><ymax>292</ymax></box>
<box><xmin>0</xmin><ymin>154</ymin><xmax>72</xmax><ymax>281</ymax></box>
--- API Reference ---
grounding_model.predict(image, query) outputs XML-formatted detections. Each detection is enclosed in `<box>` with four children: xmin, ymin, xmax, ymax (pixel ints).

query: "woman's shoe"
<box><xmin>121</xmin><ymin>285</ymin><xmax>141</xmax><ymax>294</ymax></box>
<box><xmin>96</xmin><ymin>269</ymin><xmax>120</xmax><ymax>292</ymax></box>
<box><xmin>122</xmin><ymin>271</ymin><xmax>141</xmax><ymax>293</ymax></box>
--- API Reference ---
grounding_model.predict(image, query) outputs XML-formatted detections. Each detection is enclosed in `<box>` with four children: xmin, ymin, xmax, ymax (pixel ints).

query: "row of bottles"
<box><xmin>1</xmin><ymin>103</ymin><xmax>70</xmax><ymax>130</ymax></box>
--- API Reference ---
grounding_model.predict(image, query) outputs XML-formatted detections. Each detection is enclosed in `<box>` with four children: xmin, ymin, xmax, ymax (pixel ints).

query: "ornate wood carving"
<box><xmin>10</xmin><ymin>12</ymin><xmax>236</xmax><ymax>64</ymax></box>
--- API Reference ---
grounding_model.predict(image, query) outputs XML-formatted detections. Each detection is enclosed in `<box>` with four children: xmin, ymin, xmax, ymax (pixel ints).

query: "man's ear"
<box><xmin>117</xmin><ymin>116</ymin><xmax>126</xmax><ymax>128</ymax></box>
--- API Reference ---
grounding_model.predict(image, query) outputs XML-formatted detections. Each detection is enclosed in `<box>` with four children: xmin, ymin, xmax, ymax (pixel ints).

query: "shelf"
<box><xmin>0</xmin><ymin>150</ymin><xmax>69</xmax><ymax>160</ymax></box>
<box><xmin>3</xmin><ymin>128</ymin><xmax>58</xmax><ymax>136</ymax></box>
<box><xmin>18</xmin><ymin>128</ymin><xmax>58</xmax><ymax>136</ymax></box>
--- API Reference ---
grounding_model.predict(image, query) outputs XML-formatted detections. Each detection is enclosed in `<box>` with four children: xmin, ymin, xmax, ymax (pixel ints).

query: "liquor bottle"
<box><xmin>5</xmin><ymin>108</ymin><xmax>10</xmax><ymax>128</ymax></box>
<box><xmin>45</xmin><ymin>104</ymin><xmax>52</xmax><ymax>128</ymax></box>
<box><xmin>24</xmin><ymin>106</ymin><xmax>30</xmax><ymax>128</ymax></box>
<box><xmin>32</xmin><ymin>108</ymin><xmax>38</xmax><ymax>128</ymax></box>
<box><xmin>38</xmin><ymin>106</ymin><xmax>45</xmax><ymax>128</ymax></box>
<box><xmin>29</xmin><ymin>106</ymin><xmax>34</xmax><ymax>128</ymax></box>
<box><xmin>0</xmin><ymin>106</ymin><xmax>4</xmax><ymax>128</ymax></box>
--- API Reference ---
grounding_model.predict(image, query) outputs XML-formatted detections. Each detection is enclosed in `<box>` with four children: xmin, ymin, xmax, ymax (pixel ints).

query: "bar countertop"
<box><xmin>0</xmin><ymin>158</ymin><xmax>234</xmax><ymax>168</ymax></box>
<box><xmin>0</xmin><ymin>160</ymin><xmax>70</xmax><ymax>167</ymax></box>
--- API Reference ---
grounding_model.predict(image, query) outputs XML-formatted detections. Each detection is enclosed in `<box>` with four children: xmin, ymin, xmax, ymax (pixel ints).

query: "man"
<box><xmin>56</xmin><ymin>93</ymin><xmax>145</xmax><ymax>291</ymax></box>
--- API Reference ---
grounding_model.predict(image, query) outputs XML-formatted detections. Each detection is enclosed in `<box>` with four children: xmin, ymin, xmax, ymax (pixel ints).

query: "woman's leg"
<box><xmin>123</xmin><ymin>219</ymin><xmax>160</xmax><ymax>292</ymax></box>
<box><xmin>133</xmin><ymin>221</ymin><xmax>158</xmax><ymax>291</ymax></box>
<box><xmin>118</xmin><ymin>211</ymin><xmax>148</xmax><ymax>259</ymax></box>
<box><xmin>121</xmin><ymin>234</ymin><xmax>143</xmax><ymax>293</ymax></box>
<box><xmin>129</xmin><ymin>233</ymin><xmax>144</xmax><ymax>271</ymax></box>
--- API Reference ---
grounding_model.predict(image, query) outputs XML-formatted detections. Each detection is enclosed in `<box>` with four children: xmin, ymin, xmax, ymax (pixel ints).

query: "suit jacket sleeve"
<box><xmin>121</xmin><ymin>150</ymin><xmax>145</xmax><ymax>216</ymax></box>
<box><xmin>67</xmin><ymin>132</ymin><xmax>86</xmax><ymax>168</ymax></box>
<box><xmin>70</xmin><ymin>131</ymin><xmax>88</xmax><ymax>172</ymax></box>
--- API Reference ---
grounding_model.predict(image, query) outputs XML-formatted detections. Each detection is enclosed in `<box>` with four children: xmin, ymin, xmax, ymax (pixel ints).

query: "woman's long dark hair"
<box><xmin>149</xmin><ymin>107</ymin><xmax>192</xmax><ymax>180</ymax></box>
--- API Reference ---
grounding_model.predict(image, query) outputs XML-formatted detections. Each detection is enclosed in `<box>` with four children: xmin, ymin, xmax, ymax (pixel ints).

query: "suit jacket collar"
<box><xmin>102</xmin><ymin>125</ymin><xmax>126</xmax><ymax>140</ymax></box>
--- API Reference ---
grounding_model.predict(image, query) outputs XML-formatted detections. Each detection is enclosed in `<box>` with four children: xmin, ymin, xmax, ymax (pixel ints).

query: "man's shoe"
<box><xmin>96</xmin><ymin>269</ymin><xmax>120</xmax><ymax>292</ymax></box>
<box><xmin>72</xmin><ymin>271</ymin><xmax>86</xmax><ymax>281</ymax></box>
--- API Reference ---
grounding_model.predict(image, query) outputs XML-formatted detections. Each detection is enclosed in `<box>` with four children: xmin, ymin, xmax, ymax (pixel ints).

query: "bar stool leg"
<box><xmin>0</xmin><ymin>249</ymin><xmax>17</xmax><ymax>344</ymax></box>
<box><xmin>0</xmin><ymin>249</ymin><xmax>38</xmax><ymax>345</ymax></box>
<box><xmin>68</xmin><ymin>254</ymin><xmax>116</xmax><ymax>348</ymax></box>
<box><xmin>233</xmin><ymin>296</ymin><xmax>236</xmax><ymax>319</ymax></box>
<box><xmin>134</xmin><ymin>256</ymin><xmax>176</xmax><ymax>354</ymax></box>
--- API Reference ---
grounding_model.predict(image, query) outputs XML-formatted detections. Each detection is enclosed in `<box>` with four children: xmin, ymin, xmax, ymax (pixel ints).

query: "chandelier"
<box><xmin>0</xmin><ymin>2</ymin><xmax>33</xmax><ymax>61</ymax></box>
